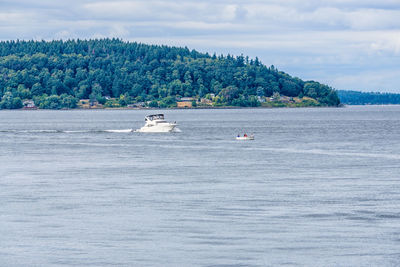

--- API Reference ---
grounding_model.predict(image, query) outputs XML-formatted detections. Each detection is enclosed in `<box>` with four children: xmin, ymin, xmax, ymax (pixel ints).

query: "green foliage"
<box><xmin>118</xmin><ymin>94</ymin><xmax>132</xmax><ymax>107</ymax></box>
<box><xmin>159</xmin><ymin>96</ymin><xmax>177</xmax><ymax>108</ymax></box>
<box><xmin>231</xmin><ymin>95</ymin><xmax>261</xmax><ymax>107</ymax></box>
<box><xmin>0</xmin><ymin>92</ymin><xmax>22</xmax><ymax>109</ymax></box>
<box><xmin>16</xmin><ymin>84</ymin><xmax>32</xmax><ymax>99</ymax></box>
<box><xmin>104</xmin><ymin>98</ymin><xmax>120</xmax><ymax>108</ymax></box>
<box><xmin>60</xmin><ymin>94</ymin><xmax>78</xmax><ymax>109</ymax></box>
<box><xmin>148</xmin><ymin>100</ymin><xmax>159</xmax><ymax>108</ymax></box>
<box><xmin>303</xmin><ymin>82</ymin><xmax>340</xmax><ymax>106</ymax></box>
<box><xmin>33</xmin><ymin>94</ymin><xmax>78</xmax><ymax>109</ymax></box>
<box><xmin>298</xmin><ymin>98</ymin><xmax>319</xmax><ymax>107</ymax></box>
<box><xmin>0</xmin><ymin>39</ymin><xmax>340</xmax><ymax>108</ymax></box>
<box><xmin>218</xmin><ymin>85</ymin><xmax>240</xmax><ymax>104</ymax></box>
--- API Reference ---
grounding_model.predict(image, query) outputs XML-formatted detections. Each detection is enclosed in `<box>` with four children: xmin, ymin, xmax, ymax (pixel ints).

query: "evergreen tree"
<box><xmin>0</xmin><ymin>39</ymin><xmax>341</xmax><ymax>109</ymax></box>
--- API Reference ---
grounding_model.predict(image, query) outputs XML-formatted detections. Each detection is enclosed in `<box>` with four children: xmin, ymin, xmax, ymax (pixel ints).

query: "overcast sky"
<box><xmin>1</xmin><ymin>0</ymin><xmax>400</xmax><ymax>92</ymax></box>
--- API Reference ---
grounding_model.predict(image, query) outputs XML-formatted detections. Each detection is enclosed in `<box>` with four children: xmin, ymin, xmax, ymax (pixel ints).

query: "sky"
<box><xmin>1</xmin><ymin>0</ymin><xmax>400</xmax><ymax>92</ymax></box>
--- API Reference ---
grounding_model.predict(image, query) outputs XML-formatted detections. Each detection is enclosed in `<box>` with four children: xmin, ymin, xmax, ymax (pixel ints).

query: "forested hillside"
<box><xmin>0</xmin><ymin>39</ymin><xmax>340</xmax><ymax>109</ymax></box>
<box><xmin>338</xmin><ymin>90</ymin><xmax>400</xmax><ymax>105</ymax></box>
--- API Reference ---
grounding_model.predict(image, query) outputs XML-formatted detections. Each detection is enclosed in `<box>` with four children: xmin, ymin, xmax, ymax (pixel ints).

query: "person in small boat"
<box><xmin>237</xmin><ymin>133</ymin><xmax>240</xmax><ymax>137</ymax></box>
<box><xmin>244</xmin><ymin>133</ymin><xmax>247</xmax><ymax>137</ymax></box>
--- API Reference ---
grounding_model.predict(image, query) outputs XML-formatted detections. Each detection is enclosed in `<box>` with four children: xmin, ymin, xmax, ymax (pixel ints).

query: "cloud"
<box><xmin>0</xmin><ymin>0</ymin><xmax>399</xmax><ymax>92</ymax></box>
<box><xmin>332</xmin><ymin>69</ymin><xmax>400</xmax><ymax>93</ymax></box>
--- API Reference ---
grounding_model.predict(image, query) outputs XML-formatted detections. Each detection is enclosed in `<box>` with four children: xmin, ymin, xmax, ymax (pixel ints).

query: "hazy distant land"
<box><xmin>338</xmin><ymin>90</ymin><xmax>400</xmax><ymax>105</ymax></box>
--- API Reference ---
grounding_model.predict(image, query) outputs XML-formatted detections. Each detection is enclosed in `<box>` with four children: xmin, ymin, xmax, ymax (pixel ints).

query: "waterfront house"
<box><xmin>177</xmin><ymin>97</ymin><xmax>196</xmax><ymax>108</ymax></box>
<box><xmin>200</xmin><ymin>98</ymin><xmax>213</xmax><ymax>105</ymax></box>
<box><xmin>177</xmin><ymin>101</ymin><xmax>192</xmax><ymax>108</ymax></box>
<box><xmin>22</xmin><ymin>100</ymin><xmax>37</xmax><ymax>109</ymax></box>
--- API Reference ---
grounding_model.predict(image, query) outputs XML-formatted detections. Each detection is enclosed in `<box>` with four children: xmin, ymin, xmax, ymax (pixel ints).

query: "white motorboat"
<box><xmin>135</xmin><ymin>114</ymin><xmax>177</xmax><ymax>133</ymax></box>
<box><xmin>236</xmin><ymin>134</ymin><xmax>254</xmax><ymax>140</ymax></box>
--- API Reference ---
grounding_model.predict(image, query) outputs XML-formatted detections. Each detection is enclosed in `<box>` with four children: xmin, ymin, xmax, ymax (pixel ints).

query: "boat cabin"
<box><xmin>145</xmin><ymin>114</ymin><xmax>165</xmax><ymax>121</ymax></box>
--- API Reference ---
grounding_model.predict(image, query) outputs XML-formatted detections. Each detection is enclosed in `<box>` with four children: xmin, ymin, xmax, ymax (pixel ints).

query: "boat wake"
<box><xmin>0</xmin><ymin>129</ymin><xmax>134</xmax><ymax>134</ymax></box>
<box><xmin>104</xmin><ymin>129</ymin><xmax>133</xmax><ymax>133</ymax></box>
<box><xmin>1</xmin><ymin>126</ymin><xmax>180</xmax><ymax>134</ymax></box>
<box><xmin>0</xmin><ymin>129</ymin><xmax>63</xmax><ymax>133</ymax></box>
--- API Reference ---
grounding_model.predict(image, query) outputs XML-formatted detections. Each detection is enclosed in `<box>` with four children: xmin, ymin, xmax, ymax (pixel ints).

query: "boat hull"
<box><xmin>135</xmin><ymin>123</ymin><xmax>177</xmax><ymax>133</ymax></box>
<box><xmin>236</xmin><ymin>136</ymin><xmax>254</xmax><ymax>140</ymax></box>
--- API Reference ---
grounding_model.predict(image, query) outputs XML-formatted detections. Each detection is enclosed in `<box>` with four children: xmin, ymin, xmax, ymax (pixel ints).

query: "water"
<box><xmin>0</xmin><ymin>106</ymin><xmax>399</xmax><ymax>266</ymax></box>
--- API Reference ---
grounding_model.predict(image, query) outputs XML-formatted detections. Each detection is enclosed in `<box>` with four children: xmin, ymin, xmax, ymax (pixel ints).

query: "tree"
<box><xmin>60</xmin><ymin>94</ymin><xmax>78</xmax><ymax>108</ymax></box>
<box><xmin>118</xmin><ymin>94</ymin><xmax>132</xmax><ymax>106</ymax></box>
<box><xmin>279</xmin><ymin>78</ymin><xmax>301</xmax><ymax>96</ymax></box>
<box><xmin>130</xmin><ymin>83</ymin><xmax>144</xmax><ymax>97</ymax></box>
<box><xmin>0</xmin><ymin>39</ymin><xmax>340</xmax><ymax>108</ymax></box>
<box><xmin>159</xmin><ymin>96</ymin><xmax>176</xmax><ymax>108</ymax></box>
<box><xmin>31</xmin><ymin>82</ymin><xmax>44</xmax><ymax>96</ymax></box>
<box><xmin>218</xmin><ymin>85</ymin><xmax>240</xmax><ymax>104</ymax></box>
<box><xmin>41</xmin><ymin>95</ymin><xmax>61</xmax><ymax>109</ymax></box>
<box><xmin>0</xmin><ymin>92</ymin><xmax>22</xmax><ymax>109</ymax></box>
<box><xmin>256</xmin><ymin>86</ymin><xmax>264</xmax><ymax>97</ymax></box>
<box><xmin>168</xmin><ymin>79</ymin><xmax>183</xmax><ymax>96</ymax></box>
<box><xmin>303</xmin><ymin>82</ymin><xmax>318</xmax><ymax>99</ymax></box>
<box><xmin>148</xmin><ymin>100</ymin><xmax>158</xmax><ymax>107</ymax></box>
<box><xmin>16</xmin><ymin>84</ymin><xmax>31</xmax><ymax>99</ymax></box>
<box><xmin>89</xmin><ymin>82</ymin><xmax>103</xmax><ymax>103</ymax></box>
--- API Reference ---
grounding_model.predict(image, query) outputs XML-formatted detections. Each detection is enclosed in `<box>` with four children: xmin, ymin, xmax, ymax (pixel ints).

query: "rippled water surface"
<box><xmin>1</xmin><ymin>106</ymin><xmax>400</xmax><ymax>266</ymax></box>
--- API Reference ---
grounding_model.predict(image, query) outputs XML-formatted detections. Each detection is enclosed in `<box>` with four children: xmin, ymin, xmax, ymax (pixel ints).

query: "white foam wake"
<box><xmin>104</xmin><ymin>129</ymin><xmax>133</xmax><ymax>133</ymax></box>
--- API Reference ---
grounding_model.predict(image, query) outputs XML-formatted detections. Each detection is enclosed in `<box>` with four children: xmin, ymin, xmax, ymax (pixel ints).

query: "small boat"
<box><xmin>236</xmin><ymin>134</ymin><xmax>254</xmax><ymax>140</ymax></box>
<box><xmin>135</xmin><ymin>114</ymin><xmax>177</xmax><ymax>133</ymax></box>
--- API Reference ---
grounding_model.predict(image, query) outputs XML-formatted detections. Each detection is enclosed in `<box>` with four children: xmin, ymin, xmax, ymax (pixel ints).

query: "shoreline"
<box><xmin>5</xmin><ymin>105</ymin><xmax>346</xmax><ymax>111</ymax></box>
<box><xmin>4</xmin><ymin>104</ymin><xmax>400</xmax><ymax>111</ymax></box>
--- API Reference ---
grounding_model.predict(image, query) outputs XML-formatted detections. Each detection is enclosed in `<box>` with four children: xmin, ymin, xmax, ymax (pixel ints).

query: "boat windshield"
<box><xmin>145</xmin><ymin>114</ymin><xmax>165</xmax><ymax>121</ymax></box>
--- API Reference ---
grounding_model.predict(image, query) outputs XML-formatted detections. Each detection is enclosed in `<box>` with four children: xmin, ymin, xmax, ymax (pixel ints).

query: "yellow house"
<box><xmin>177</xmin><ymin>101</ymin><xmax>192</xmax><ymax>108</ymax></box>
<box><xmin>78</xmin><ymin>99</ymin><xmax>90</xmax><ymax>108</ymax></box>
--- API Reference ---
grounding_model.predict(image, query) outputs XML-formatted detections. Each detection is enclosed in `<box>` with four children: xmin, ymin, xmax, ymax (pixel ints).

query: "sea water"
<box><xmin>0</xmin><ymin>106</ymin><xmax>399</xmax><ymax>266</ymax></box>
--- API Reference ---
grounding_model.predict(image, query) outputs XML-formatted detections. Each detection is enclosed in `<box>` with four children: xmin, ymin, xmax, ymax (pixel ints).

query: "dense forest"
<box><xmin>0</xmin><ymin>39</ymin><xmax>340</xmax><ymax>109</ymax></box>
<box><xmin>338</xmin><ymin>90</ymin><xmax>400</xmax><ymax>105</ymax></box>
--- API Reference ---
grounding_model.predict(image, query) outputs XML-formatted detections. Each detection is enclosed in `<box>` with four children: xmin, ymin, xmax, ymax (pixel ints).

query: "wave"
<box><xmin>63</xmin><ymin>130</ymin><xmax>92</xmax><ymax>133</ymax></box>
<box><xmin>254</xmin><ymin>147</ymin><xmax>400</xmax><ymax>160</ymax></box>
